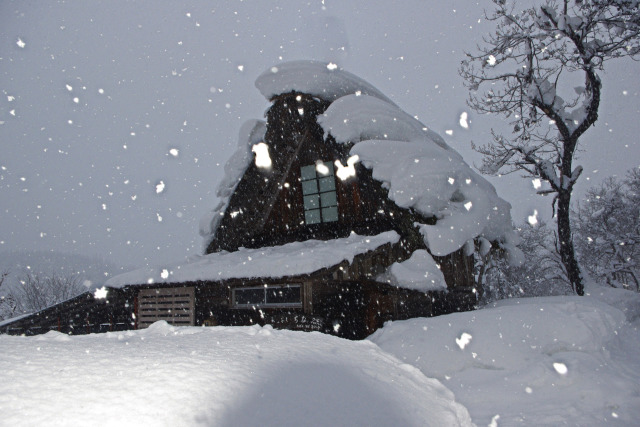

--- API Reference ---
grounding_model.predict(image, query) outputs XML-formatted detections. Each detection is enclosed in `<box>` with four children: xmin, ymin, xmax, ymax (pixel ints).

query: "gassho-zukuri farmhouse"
<box><xmin>1</xmin><ymin>61</ymin><xmax>520</xmax><ymax>339</ymax></box>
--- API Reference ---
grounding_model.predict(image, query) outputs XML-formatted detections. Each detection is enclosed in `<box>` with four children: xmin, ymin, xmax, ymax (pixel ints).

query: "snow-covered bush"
<box><xmin>0</xmin><ymin>270</ymin><xmax>18</xmax><ymax>321</ymax></box>
<box><xmin>573</xmin><ymin>169</ymin><xmax>640</xmax><ymax>291</ymax></box>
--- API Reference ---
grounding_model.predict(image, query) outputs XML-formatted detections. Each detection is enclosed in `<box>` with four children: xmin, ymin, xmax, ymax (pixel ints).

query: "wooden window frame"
<box><xmin>232</xmin><ymin>284</ymin><xmax>303</xmax><ymax>309</ymax></box>
<box><xmin>300</xmin><ymin>162</ymin><xmax>339</xmax><ymax>225</ymax></box>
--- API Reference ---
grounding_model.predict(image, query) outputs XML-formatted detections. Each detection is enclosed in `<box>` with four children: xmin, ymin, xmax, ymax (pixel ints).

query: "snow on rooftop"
<box><xmin>318</xmin><ymin>94</ymin><xmax>452</xmax><ymax>151</ymax></box>
<box><xmin>106</xmin><ymin>231</ymin><xmax>400</xmax><ymax>287</ymax></box>
<box><xmin>318</xmin><ymin>94</ymin><xmax>519</xmax><ymax>257</ymax></box>
<box><xmin>199</xmin><ymin>119</ymin><xmax>266</xmax><ymax>241</ymax></box>
<box><xmin>201</xmin><ymin>61</ymin><xmax>518</xmax><ymax>260</ymax></box>
<box><xmin>255</xmin><ymin>60</ymin><xmax>397</xmax><ymax>105</ymax></box>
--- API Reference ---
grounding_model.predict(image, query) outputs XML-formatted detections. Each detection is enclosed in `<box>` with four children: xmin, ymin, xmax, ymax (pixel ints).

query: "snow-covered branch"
<box><xmin>460</xmin><ymin>0</ymin><xmax>640</xmax><ymax>296</ymax></box>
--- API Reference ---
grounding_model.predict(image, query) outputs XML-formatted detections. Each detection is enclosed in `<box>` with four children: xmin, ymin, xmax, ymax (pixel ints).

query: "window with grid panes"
<box><xmin>233</xmin><ymin>285</ymin><xmax>302</xmax><ymax>308</ymax></box>
<box><xmin>300</xmin><ymin>162</ymin><xmax>338</xmax><ymax>225</ymax></box>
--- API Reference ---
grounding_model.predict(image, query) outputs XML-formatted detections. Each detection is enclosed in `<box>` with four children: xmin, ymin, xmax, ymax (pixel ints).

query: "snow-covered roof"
<box><xmin>0</xmin><ymin>312</ymin><xmax>33</xmax><ymax>328</ymax></box>
<box><xmin>200</xmin><ymin>60</ymin><xmax>519</xmax><ymax>264</ymax></box>
<box><xmin>318</xmin><ymin>94</ymin><xmax>519</xmax><ymax>257</ymax></box>
<box><xmin>199</xmin><ymin>119</ymin><xmax>266</xmax><ymax>242</ymax></box>
<box><xmin>106</xmin><ymin>231</ymin><xmax>400</xmax><ymax>288</ymax></box>
<box><xmin>255</xmin><ymin>60</ymin><xmax>397</xmax><ymax>105</ymax></box>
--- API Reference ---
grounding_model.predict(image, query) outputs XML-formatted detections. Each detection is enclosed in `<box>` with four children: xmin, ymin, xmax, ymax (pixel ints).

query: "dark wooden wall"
<box><xmin>1</xmin><ymin>288</ymin><xmax>135</xmax><ymax>336</ymax></box>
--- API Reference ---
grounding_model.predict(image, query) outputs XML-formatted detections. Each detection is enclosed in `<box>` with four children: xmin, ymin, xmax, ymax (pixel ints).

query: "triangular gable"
<box><xmin>207</xmin><ymin>92</ymin><xmax>397</xmax><ymax>253</ymax></box>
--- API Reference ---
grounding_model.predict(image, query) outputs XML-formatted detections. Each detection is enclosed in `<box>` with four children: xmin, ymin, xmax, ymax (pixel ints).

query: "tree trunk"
<box><xmin>475</xmin><ymin>258</ymin><xmax>487</xmax><ymax>303</ymax></box>
<box><xmin>556</xmin><ymin>188</ymin><xmax>584</xmax><ymax>295</ymax></box>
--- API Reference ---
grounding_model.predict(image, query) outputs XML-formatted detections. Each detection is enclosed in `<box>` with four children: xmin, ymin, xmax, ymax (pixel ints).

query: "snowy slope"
<box><xmin>370</xmin><ymin>286</ymin><xmax>640</xmax><ymax>426</ymax></box>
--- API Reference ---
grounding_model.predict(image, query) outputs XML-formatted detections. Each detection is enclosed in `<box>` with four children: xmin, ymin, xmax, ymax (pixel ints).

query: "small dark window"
<box><xmin>300</xmin><ymin>162</ymin><xmax>338</xmax><ymax>224</ymax></box>
<box><xmin>233</xmin><ymin>285</ymin><xmax>302</xmax><ymax>308</ymax></box>
<box><xmin>234</xmin><ymin>288</ymin><xmax>265</xmax><ymax>306</ymax></box>
<box><xmin>266</xmin><ymin>286</ymin><xmax>301</xmax><ymax>305</ymax></box>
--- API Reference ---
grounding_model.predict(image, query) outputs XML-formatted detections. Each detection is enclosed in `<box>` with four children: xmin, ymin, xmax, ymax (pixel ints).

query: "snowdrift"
<box><xmin>0</xmin><ymin>322</ymin><xmax>471</xmax><ymax>427</ymax></box>
<box><xmin>370</xmin><ymin>290</ymin><xmax>640</xmax><ymax>426</ymax></box>
<box><xmin>2</xmin><ymin>288</ymin><xmax>638</xmax><ymax>426</ymax></box>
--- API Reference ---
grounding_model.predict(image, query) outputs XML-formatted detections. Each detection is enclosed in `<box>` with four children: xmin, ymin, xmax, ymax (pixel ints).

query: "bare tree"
<box><xmin>476</xmin><ymin>221</ymin><xmax>570</xmax><ymax>303</ymax></box>
<box><xmin>460</xmin><ymin>0</ymin><xmax>640</xmax><ymax>295</ymax></box>
<box><xmin>0</xmin><ymin>270</ymin><xmax>19</xmax><ymax>321</ymax></box>
<box><xmin>15</xmin><ymin>272</ymin><xmax>86</xmax><ymax>313</ymax></box>
<box><xmin>573</xmin><ymin>169</ymin><xmax>640</xmax><ymax>290</ymax></box>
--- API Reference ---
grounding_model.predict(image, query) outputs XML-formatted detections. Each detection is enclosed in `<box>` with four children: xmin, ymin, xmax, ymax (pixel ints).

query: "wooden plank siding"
<box><xmin>137</xmin><ymin>287</ymin><xmax>195</xmax><ymax>328</ymax></box>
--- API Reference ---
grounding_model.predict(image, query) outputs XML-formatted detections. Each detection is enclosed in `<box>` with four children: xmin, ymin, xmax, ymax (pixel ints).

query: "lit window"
<box><xmin>233</xmin><ymin>285</ymin><xmax>302</xmax><ymax>308</ymax></box>
<box><xmin>300</xmin><ymin>162</ymin><xmax>338</xmax><ymax>224</ymax></box>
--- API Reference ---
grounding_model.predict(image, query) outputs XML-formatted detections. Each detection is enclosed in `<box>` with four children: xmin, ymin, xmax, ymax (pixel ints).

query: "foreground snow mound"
<box><xmin>370</xmin><ymin>295</ymin><xmax>640</xmax><ymax>426</ymax></box>
<box><xmin>0</xmin><ymin>324</ymin><xmax>472</xmax><ymax>427</ymax></box>
<box><xmin>585</xmin><ymin>279</ymin><xmax>640</xmax><ymax>322</ymax></box>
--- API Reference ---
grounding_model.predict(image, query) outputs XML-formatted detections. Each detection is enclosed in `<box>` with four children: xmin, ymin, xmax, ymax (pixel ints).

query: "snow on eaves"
<box><xmin>318</xmin><ymin>94</ymin><xmax>451</xmax><ymax>151</ymax></box>
<box><xmin>106</xmin><ymin>231</ymin><xmax>400</xmax><ymax>288</ymax></box>
<box><xmin>199</xmin><ymin>119</ymin><xmax>266</xmax><ymax>242</ymax></box>
<box><xmin>255</xmin><ymin>60</ymin><xmax>397</xmax><ymax>106</ymax></box>
<box><xmin>319</xmin><ymin>94</ymin><xmax>519</xmax><ymax>257</ymax></box>
<box><xmin>380</xmin><ymin>249</ymin><xmax>447</xmax><ymax>292</ymax></box>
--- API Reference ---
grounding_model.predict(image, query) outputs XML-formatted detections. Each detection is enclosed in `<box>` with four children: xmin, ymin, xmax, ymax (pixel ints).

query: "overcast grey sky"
<box><xmin>1</xmin><ymin>0</ymin><xmax>639</xmax><ymax>270</ymax></box>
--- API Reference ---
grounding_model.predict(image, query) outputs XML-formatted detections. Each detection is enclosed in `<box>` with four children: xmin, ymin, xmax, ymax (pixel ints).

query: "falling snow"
<box><xmin>251</xmin><ymin>142</ymin><xmax>272</xmax><ymax>169</ymax></box>
<box><xmin>459</xmin><ymin>112</ymin><xmax>469</xmax><ymax>129</ymax></box>
<box><xmin>93</xmin><ymin>286</ymin><xmax>108</xmax><ymax>299</ymax></box>
<box><xmin>455</xmin><ymin>332</ymin><xmax>472</xmax><ymax>349</ymax></box>
<box><xmin>1</xmin><ymin>3</ymin><xmax>639</xmax><ymax>424</ymax></box>
<box><xmin>553</xmin><ymin>362</ymin><xmax>568</xmax><ymax>375</ymax></box>
<box><xmin>532</xmin><ymin>178</ymin><xmax>542</xmax><ymax>189</ymax></box>
<box><xmin>155</xmin><ymin>181</ymin><xmax>166</xmax><ymax>194</ymax></box>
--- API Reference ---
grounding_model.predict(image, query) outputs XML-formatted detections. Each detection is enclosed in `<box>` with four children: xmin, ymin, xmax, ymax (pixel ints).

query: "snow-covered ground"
<box><xmin>0</xmin><ymin>322</ymin><xmax>471</xmax><ymax>426</ymax></box>
<box><xmin>371</xmin><ymin>284</ymin><xmax>640</xmax><ymax>426</ymax></box>
<box><xmin>1</xmin><ymin>284</ymin><xmax>639</xmax><ymax>426</ymax></box>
